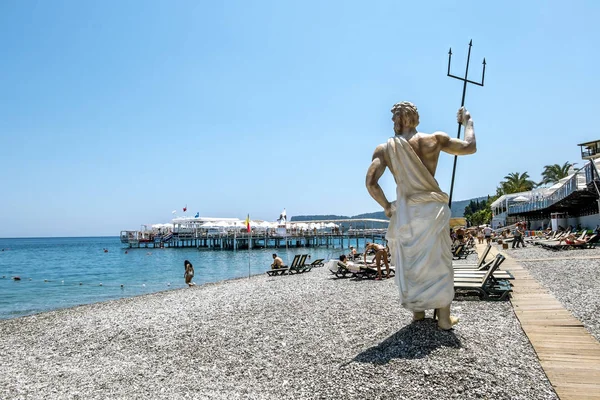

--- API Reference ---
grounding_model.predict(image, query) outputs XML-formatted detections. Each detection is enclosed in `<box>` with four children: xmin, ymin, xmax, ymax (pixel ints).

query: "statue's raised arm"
<box><xmin>435</xmin><ymin>107</ymin><xmax>477</xmax><ymax>156</ymax></box>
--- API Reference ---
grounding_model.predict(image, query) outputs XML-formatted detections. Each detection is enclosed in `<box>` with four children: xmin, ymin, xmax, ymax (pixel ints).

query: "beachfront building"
<box><xmin>491</xmin><ymin>140</ymin><xmax>600</xmax><ymax>231</ymax></box>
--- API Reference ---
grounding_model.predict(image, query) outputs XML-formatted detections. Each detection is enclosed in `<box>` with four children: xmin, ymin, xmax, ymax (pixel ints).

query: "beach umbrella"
<box><xmin>214</xmin><ymin>221</ymin><xmax>232</xmax><ymax>228</ymax></box>
<box><xmin>512</xmin><ymin>195</ymin><xmax>529</xmax><ymax>202</ymax></box>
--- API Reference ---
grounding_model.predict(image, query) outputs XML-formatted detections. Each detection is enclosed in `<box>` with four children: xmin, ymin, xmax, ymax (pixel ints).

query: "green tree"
<box><xmin>538</xmin><ymin>162</ymin><xmax>573</xmax><ymax>186</ymax></box>
<box><xmin>464</xmin><ymin>198</ymin><xmax>489</xmax><ymax>226</ymax></box>
<box><xmin>498</xmin><ymin>172</ymin><xmax>536</xmax><ymax>194</ymax></box>
<box><xmin>470</xmin><ymin>208</ymin><xmax>492</xmax><ymax>226</ymax></box>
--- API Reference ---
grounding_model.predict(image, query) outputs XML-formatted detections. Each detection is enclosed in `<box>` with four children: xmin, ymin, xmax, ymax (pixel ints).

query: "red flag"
<box><xmin>183</xmin><ymin>204</ymin><xmax>187</xmax><ymax>212</ymax></box>
<box><xmin>245</xmin><ymin>214</ymin><xmax>251</xmax><ymax>233</ymax></box>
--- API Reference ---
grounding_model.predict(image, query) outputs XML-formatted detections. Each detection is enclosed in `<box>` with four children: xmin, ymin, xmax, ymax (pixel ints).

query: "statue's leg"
<box><xmin>436</xmin><ymin>305</ymin><xmax>459</xmax><ymax>330</ymax></box>
<box><xmin>412</xmin><ymin>311</ymin><xmax>425</xmax><ymax>321</ymax></box>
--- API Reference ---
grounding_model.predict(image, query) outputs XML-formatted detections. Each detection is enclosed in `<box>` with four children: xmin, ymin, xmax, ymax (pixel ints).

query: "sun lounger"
<box><xmin>297</xmin><ymin>255</ymin><xmax>318</xmax><ymax>273</ymax></box>
<box><xmin>265</xmin><ymin>254</ymin><xmax>300</xmax><ymax>276</ymax></box>
<box><xmin>532</xmin><ymin>231</ymin><xmax>570</xmax><ymax>246</ymax></box>
<box><xmin>583</xmin><ymin>234</ymin><xmax>600</xmax><ymax>248</ymax></box>
<box><xmin>453</xmin><ymin>253</ymin><xmax>513</xmax><ymax>280</ymax></box>
<box><xmin>266</xmin><ymin>267</ymin><xmax>288</xmax><ymax>276</ymax></box>
<box><xmin>330</xmin><ymin>260</ymin><xmax>396</xmax><ymax>280</ymax></box>
<box><xmin>452</xmin><ymin>244</ymin><xmax>469</xmax><ymax>260</ymax></box>
<box><xmin>454</xmin><ymin>254</ymin><xmax>513</xmax><ymax>300</ymax></box>
<box><xmin>454</xmin><ymin>257</ymin><xmax>495</xmax><ymax>271</ymax></box>
<box><xmin>454</xmin><ymin>270</ymin><xmax>514</xmax><ymax>281</ymax></box>
<box><xmin>354</xmin><ymin>264</ymin><xmax>396</xmax><ymax>280</ymax></box>
<box><xmin>288</xmin><ymin>254</ymin><xmax>309</xmax><ymax>274</ymax></box>
<box><xmin>306</xmin><ymin>258</ymin><xmax>325</xmax><ymax>268</ymax></box>
<box><xmin>541</xmin><ymin>232</ymin><xmax>588</xmax><ymax>249</ymax></box>
<box><xmin>542</xmin><ymin>234</ymin><xmax>599</xmax><ymax>251</ymax></box>
<box><xmin>526</xmin><ymin>230</ymin><xmax>556</xmax><ymax>244</ymax></box>
<box><xmin>330</xmin><ymin>261</ymin><xmax>359</xmax><ymax>278</ymax></box>
<box><xmin>453</xmin><ymin>244</ymin><xmax>491</xmax><ymax>269</ymax></box>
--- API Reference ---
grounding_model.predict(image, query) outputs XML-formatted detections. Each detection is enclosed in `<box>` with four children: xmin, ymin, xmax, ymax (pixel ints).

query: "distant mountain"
<box><xmin>292</xmin><ymin>196</ymin><xmax>488</xmax><ymax>222</ymax></box>
<box><xmin>291</xmin><ymin>215</ymin><xmax>349</xmax><ymax>221</ymax></box>
<box><xmin>291</xmin><ymin>212</ymin><xmax>387</xmax><ymax>222</ymax></box>
<box><xmin>291</xmin><ymin>213</ymin><xmax>387</xmax><ymax>229</ymax></box>
<box><xmin>450</xmin><ymin>196</ymin><xmax>488</xmax><ymax>217</ymax></box>
<box><xmin>353</xmin><ymin>211</ymin><xmax>387</xmax><ymax>219</ymax></box>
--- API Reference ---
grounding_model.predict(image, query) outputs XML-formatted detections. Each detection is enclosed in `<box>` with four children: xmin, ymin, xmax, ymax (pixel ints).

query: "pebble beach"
<box><xmin>0</xmin><ymin>249</ymin><xmax>560</xmax><ymax>400</ymax></box>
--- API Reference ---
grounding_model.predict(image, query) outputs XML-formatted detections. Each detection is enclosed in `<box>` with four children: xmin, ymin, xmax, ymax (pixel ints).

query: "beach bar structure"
<box><xmin>491</xmin><ymin>140</ymin><xmax>600</xmax><ymax>229</ymax></box>
<box><xmin>120</xmin><ymin>218</ymin><xmax>389</xmax><ymax>250</ymax></box>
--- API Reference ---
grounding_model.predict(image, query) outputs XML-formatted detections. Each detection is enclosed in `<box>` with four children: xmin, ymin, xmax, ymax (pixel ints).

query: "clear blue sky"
<box><xmin>1</xmin><ymin>0</ymin><xmax>599</xmax><ymax>237</ymax></box>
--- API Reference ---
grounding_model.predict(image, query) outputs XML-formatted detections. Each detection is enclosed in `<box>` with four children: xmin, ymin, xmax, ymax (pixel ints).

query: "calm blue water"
<box><xmin>0</xmin><ymin>236</ymin><xmax>360</xmax><ymax>320</ymax></box>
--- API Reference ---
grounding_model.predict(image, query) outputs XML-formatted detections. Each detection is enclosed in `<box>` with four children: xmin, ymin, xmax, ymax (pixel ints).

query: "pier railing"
<box><xmin>120</xmin><ymin>227</ymin><xmax>388</xmax><ymax>249</ymax></box>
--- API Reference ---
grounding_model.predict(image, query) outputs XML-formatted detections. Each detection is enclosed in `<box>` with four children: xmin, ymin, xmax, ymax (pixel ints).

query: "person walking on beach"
<box><xmin>477</xmin><ymin>228</ymin><xmax>484</xmax><ymax>244</ymax></box>
<box><xmin>483</xmin><ymin>225</ymin><xmax>493</xmax><ymax>244</ymax></box>
<box><xmin>512</xmin><ymin>224</ymin><xmax>525</xmax><ymax>249</ymax></box>
<box><xmin>184</xmin><ymin>260</ymin><xmax>195</xmax><ymax>287</ymax></box>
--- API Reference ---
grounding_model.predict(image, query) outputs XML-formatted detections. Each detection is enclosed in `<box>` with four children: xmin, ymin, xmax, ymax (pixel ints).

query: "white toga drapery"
<box><xmin>385</xmin><ymin>136</ymin><xmax>454</xmax><ymax>311</ymax></box>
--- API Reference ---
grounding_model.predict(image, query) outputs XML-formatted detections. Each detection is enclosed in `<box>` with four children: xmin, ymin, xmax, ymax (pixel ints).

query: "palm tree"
<box><xmin>538</xmin><ymin>162</ymin><xmax>573</xmax><ymax>186</ymax></box>
<box><xmin>499</xmin><ymin>172</ymin><xmax>536</xmax><ymax>194</ymax></box>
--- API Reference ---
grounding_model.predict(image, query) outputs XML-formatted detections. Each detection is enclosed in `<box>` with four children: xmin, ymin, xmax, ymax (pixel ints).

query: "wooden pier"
<box><xmin>120</xmin><ymin>230</ymin><xmax>387</xmax><ymax>250</ymax></box>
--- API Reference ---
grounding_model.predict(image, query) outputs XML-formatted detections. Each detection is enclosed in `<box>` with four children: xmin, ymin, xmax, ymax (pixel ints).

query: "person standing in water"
<box><xmin>184</xmin><ymin>260</ymin><xmax>195</xmax><ymax>287</ymax></box>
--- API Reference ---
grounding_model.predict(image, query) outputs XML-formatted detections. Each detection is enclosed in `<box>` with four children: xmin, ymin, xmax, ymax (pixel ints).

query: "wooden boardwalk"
<box><xmin>480</xmin><ymin>244</ymin><xmax>600</xmax><ymax>399</ymax></box>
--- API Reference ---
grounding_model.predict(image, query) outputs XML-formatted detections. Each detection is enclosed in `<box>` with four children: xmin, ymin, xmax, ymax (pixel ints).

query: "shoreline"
<box><xmin>0</xmin><ymin>271</ymin><xmax>267</xmax><ymax>322</ymax></box>
<box><xmin>0</xmin><ymin>255</ymin><xmax>557</xmax><ymax>399</ymax></box>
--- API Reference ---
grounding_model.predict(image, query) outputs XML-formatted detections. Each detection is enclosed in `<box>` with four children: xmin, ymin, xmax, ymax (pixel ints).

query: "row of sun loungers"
<box><xmin>327</xmin><ymin>243</ymin><xmax>513</xmax><ymax>301</ymax></box>
<box><xmin>330</xmin><ymin>261</ymin><xmax>396</xmax><ymax>280</ymax></box>
<box><xmin>290</xmin><ymin>240</ymin><xmax>513</xmax><ymax>301</ymax></box>
<box><xmin>453</xmin><ymin>243</ymin><xmax>492</xmax><ymax>269</ymax></box>
<box><xmin>265</xmin><ymin>254</ymin><xmax>325</xmax><ymax>276</ymax></box>
<box><xmin>452</xmin><ymin>243</ymin><xmax>513</xmax><ymax>300</ymax></box>
<box><xmin>527</xmin><ymin>230</ymin><xmax>599</xmax><ymax>251</ymax></box>
<box><xmin>452</xmin><ymin>243</ymin><xmax>476</xmax><ymax>260</ymax></box>
<box><xmin>454</xmin><ymin>254</ymin><xmax>513</xmax><ymax>300</ymax></box>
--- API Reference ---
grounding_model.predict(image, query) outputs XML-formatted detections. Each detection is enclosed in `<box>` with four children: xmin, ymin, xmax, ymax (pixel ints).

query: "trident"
<box><xmin>447</xmin><ymin>39</ymin><xmax>486</xmax><ymax>208</ymax></box>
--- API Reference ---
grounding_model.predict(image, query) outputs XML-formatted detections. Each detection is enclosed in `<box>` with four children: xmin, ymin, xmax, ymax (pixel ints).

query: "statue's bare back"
<box><xmin>367</xmin><ymin>103</ymin><xmax>476</xmax><ymax>218</ymax></box>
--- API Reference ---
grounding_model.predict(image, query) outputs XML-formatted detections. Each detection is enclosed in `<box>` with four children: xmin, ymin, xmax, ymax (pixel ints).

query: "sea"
<box><xmin>0</xmin><ymin>236</ymin><xmax>354</xmax><ymax>320</ymax></box>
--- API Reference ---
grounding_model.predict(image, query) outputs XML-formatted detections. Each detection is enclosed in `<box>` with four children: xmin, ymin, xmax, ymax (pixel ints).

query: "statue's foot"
<box><xmin>436</xmin><ymin>306</ymin><xmax>459</xmax><ymax>330</ymax></box>
<box><xmin>438</xmin><ymin>315</ymin><xmax>459</xmax><ymax>330</ymax></box>
<box><xmin>412</xmin><ymin>311</ymin><xmax>425</xmax><ymax>321</ymax></box>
